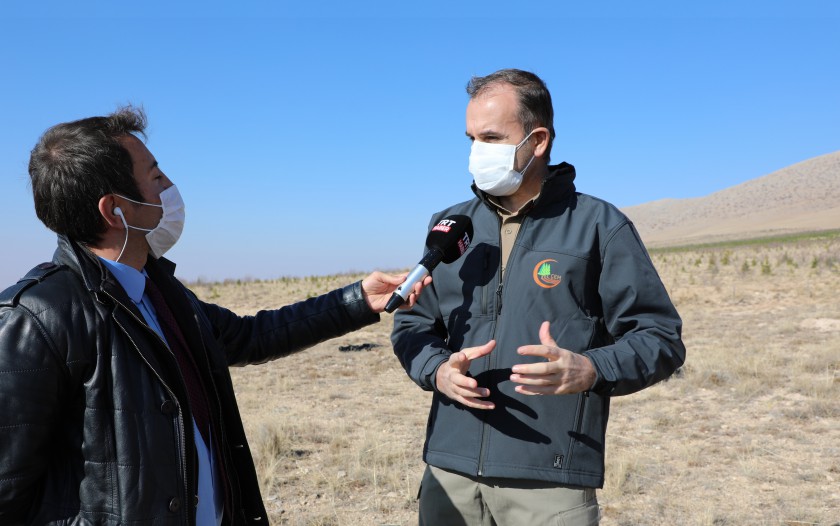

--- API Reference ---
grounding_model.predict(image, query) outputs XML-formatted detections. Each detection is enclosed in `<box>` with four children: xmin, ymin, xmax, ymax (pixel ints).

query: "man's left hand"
<box><xmin>510</xmin><ymin>321</ymin><xmax>597</xmax><ymax>395</ymax></box>
<box><xmin>361</xmin><ymin>271</ymin><xmax>431</xmax><ymax>313</ymax></box>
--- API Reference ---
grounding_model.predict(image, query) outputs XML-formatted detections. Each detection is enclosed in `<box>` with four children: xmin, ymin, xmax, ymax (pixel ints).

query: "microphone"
<box><xmin>384</xmin><ymin>214</ymin><xmax>473</xmax><ymax>313</ymax></box>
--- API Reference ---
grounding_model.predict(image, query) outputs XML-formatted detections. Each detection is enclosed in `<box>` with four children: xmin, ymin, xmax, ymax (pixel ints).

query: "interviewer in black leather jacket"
<box><xmin>0</xmin><ymin>107</ymin><xmax>427</xmax><ymax>526</ymax></box>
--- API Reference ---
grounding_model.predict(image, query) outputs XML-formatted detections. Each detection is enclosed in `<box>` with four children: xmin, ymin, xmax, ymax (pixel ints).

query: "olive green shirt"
<box><xmin>486</xmin><ymin>194</ymin><xmax>539</xmax><ymax>279</ymax></box>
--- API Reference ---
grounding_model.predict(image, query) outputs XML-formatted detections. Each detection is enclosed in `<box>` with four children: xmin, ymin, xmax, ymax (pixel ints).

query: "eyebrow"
<box><xmin>470</xmin><ymin>129</ymin><xmax>504</xmax><ymax>141</ymax></box>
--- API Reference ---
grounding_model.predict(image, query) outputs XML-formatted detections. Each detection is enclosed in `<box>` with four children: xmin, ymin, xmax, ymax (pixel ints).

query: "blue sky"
<box><xmin>1</xmin><ymin>2</ymin><xmax>838</xmax><ymax>285</ymax></box>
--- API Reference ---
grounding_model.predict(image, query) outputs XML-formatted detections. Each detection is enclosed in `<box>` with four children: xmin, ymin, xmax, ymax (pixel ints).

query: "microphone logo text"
<box><xmin>432</xmin><ymin>219</ymin><xmax>458</xmax><ymax>233</ymax></box>
<box><xmin>457</xmin><ymin>233</ymin><xmax>471</xmax><ymax>255</ymax></box>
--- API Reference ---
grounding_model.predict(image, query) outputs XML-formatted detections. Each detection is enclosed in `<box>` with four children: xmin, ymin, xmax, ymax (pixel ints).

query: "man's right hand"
<box><xmin>435</xmin><ymin>341</ymin><xmax>496</xmax><ymax>410</ymax></box>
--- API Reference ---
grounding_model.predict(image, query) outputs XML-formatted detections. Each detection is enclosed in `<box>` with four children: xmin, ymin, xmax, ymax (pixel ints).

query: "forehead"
<box><xmin>118</xmin><ymin>134</ymin><xmax>155</xmax><ymax>172</ymax></box>
<box><xmin>466</xmin><ymin>84</ymin><xmax>522</xmax><ymax>132</ymax></box>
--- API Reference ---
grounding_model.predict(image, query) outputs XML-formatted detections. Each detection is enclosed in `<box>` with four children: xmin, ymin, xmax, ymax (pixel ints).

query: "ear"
<box><xmin>98</xmin><ymin>195</ymin><xmax>126</xmax><ymax>230</ymax></box>
<box><xmin>532</xmin><ymin>127</ymin><xmax>551</xmax><ymax>159</ymax></box>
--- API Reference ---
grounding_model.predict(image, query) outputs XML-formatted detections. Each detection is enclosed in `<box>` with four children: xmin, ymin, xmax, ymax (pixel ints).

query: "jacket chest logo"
<box><xmin>533</xmin><ymin>259</ymin><xmax>562</xmax><ymax>289</ymax></box>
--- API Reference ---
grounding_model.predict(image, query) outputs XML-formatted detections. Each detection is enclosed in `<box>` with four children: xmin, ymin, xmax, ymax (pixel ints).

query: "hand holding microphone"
<box><xmin>384</xmin><ymin>215</ymin><xmax>473</xmax><ymax>313</ymax></box>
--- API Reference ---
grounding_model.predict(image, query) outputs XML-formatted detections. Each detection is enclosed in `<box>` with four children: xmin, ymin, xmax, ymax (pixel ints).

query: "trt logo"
<box><xmin>432</xmin><ymin>219</ymin><xmax>456</xmax><ymax>233</ymax></box>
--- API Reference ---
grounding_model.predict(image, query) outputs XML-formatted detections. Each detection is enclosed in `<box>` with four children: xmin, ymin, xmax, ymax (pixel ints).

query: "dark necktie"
<box><xmin>144</xmin><ymin>277</ymin><xmax>212</xmax><ymax>446</ymax></box>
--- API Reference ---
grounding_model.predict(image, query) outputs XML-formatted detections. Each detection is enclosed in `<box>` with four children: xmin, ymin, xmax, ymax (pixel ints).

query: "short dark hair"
<box><xmin>29</xmin><ymin>106</ymin><xmax>148</xmax><ymax>245</ymax></box>
<box><xmin>466</xmin><ymin>69</ymin><xmax>556</xmax><ymax>162</ymax></box>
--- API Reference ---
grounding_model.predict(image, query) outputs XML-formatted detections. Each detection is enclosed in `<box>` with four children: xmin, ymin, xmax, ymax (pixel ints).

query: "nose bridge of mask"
<box><xmin>471</xmin><ymin>139</ymin><xmax>516</xmax><ymax>161</ymax></box>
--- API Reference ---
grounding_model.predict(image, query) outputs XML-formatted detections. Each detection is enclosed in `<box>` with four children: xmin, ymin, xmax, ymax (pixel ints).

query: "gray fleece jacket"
<box><xmin>391</xmin><ymin>162</ymin><xmax>686</xmax><ymax>488</ymax></box>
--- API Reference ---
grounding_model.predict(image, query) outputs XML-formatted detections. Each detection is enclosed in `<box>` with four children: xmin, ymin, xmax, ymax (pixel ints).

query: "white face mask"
<box><xmin>115</xmin><ymin>185</ymin><xmax>186</xmax><ymax>260</ymax></box>
<box><xmin>468</xmin><ymin>130</ymin><xmax>537</xmax><ymax>196</ymax></box>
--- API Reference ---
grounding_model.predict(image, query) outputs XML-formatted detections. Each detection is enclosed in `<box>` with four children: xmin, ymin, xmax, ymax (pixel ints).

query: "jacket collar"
<box><xmin>52</xmin><ymin>235</ymin><xmax>178</xmax><ymax>305</ymax></box>
<box><xmin>472</xmin><ymin>162</ymin><xmax>577</xmax><ymax>213</ymax></box>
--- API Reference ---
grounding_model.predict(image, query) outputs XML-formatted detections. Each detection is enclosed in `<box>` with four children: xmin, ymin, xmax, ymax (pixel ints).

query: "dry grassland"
<box><xmin>190</xmin><ymin>232</ymin><xmax>840</xmax><ymax>526</ymax></box>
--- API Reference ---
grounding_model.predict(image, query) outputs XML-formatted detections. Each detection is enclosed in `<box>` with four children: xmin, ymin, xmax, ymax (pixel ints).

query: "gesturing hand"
<box><xmin>510</xmin><ymin>321</ymin><xmax>597</xmax><ymax>395</ymax></box>
<box><xmin>435</xmin><ymin>340</ymin><xmax>496</xmax><ymax>410</ymax></box>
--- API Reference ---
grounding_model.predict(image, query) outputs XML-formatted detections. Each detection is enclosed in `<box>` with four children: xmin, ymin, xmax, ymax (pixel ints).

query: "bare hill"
<box><xmin>622</xmin><ymin>150</ymin><xmax>840</xmax><ymax>247</ymax></box>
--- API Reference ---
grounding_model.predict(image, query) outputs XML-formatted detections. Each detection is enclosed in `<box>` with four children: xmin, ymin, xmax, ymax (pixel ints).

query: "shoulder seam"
<box><xmin>0</xmin><ymin>263</ymin><xmax>68</xmax><ymax>307</ymax></box>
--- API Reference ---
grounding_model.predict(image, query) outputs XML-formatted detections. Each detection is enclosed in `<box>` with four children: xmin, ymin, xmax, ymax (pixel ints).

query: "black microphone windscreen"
<box><xmin>425</xmin><ymin>215</ymin><xmax>473</xmax><ymax>264</ymax></box>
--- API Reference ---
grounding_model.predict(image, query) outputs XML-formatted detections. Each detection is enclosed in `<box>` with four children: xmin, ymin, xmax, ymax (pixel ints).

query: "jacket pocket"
<box><xmin>565</xmin><ymin>393</ymin><xmax>588</xmax><ymax>469</ymax></box>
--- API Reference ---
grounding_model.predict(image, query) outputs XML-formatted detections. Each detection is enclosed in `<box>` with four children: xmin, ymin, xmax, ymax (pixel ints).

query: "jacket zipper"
<box><xmin>476</xmin><ymin>214</ymin><xmax>530</xmax><ymax>477</ymax></box>
<box><xmin>567</xmin><ymin>392</ymin><xmax>588</xmax><ymax>468</ymax></box>
<box><xmin>106</xmin><ymin>291</ymin><xmax>193</xmax><ymax>526</ymax></box>
<box><xmin>481</xmin><ymin>249</ymin><xmax>490</xmax><ymax>315</ymax></box>
<box><xmin>477</xmin><ymin>214</ymin><xmax>504</xmax><ymax>477</ymax></box>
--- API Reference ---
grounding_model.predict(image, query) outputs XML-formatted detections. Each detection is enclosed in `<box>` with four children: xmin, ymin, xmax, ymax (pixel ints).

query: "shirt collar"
<box><xmin>486</xmin><ymin>193</ymin><xmax>539</xmax><ymax>217</ymax></box>
<box><xmin>98</xmin><ymin>257</ymin><xmax>147</xmax><ymax>303</ymax></box>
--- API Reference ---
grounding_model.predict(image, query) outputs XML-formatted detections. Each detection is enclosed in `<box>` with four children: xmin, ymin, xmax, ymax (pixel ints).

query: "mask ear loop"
<box><xmin>114</xmin><ymin>207</ymin><xmax>129</xmax><ymax>263</ymax></box>
<box><xmin>515</xmin><ymin>129</ymin><xmax>537</xmax><ymax>150</ymax></box>
<box><xmin>515</xmin><ymin>130</ymin><xmax>538</xmax><ymax>177</ymax></box>
<box><xmin>519</xmin><ymin>154</ymin><xmax>536</xmax><ymax>177</ymax></box>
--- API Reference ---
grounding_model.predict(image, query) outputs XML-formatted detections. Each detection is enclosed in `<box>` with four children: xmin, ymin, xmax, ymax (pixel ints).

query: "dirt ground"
<box><xmin>191</xmin><ymin>233</ymin><xmax>840</xmax><ymax>525</ymax></box>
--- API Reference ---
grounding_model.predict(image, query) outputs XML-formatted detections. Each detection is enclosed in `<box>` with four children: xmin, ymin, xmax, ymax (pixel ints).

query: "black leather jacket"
<box><xmin>0</xmin><ymin>236</ymin><xmax>379</xmax><ymax>525</ymax></box>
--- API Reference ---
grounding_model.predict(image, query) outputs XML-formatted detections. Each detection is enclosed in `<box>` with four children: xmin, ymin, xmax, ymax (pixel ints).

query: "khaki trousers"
<box><xmin>419</xmin><ymin>465</ymin><xmax>600</xmax><ymax>526</ymax></box>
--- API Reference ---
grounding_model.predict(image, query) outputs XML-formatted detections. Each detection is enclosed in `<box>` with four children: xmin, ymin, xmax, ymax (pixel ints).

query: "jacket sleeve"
<box><xmin>391</xmin><ymin>267</ymin><xmax>452</xmax><ymax>392</ymax></box>
<box><xmin>584</xmin><ymin>222</ymin><xmax>686</xmax><ymax>396</ymax></box>
<box><xmin>0</xmin><ymin>306</ymin><xmax>66</xmax><ymax>523</ymax></box>
<box><xmin>195</xmin><ymin>281</ymin><xmax>381</xmax><ymax>367</ymax></box>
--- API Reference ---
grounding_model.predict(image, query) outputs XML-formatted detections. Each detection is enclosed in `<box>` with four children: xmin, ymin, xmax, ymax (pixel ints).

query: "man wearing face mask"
<box><xmin>392</xmin><ymin>69</ymin><xmax>686</xmax><ymax>525</ymax></box>
<box><xmin>0</xmin><ymin>107</ymin><xmax>428</xmax><ymax>526</ymax></box>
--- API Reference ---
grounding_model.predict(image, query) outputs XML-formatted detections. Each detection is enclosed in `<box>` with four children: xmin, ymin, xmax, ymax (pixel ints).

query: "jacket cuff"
<box><xmin>583</xmin><ymin>350</ymin><xmax>612</xmax><ymax>395</ymax></box>
<box><xmin>584</xmin><ymin>355</ymin><xmax>600</xmax><ymax>393</ymax></box>
<box><xmin>341</xmin><ymin>281</ymin><xmax>381</xmax><ymax>328</ymax></box>
<box><xmin>426</xmin><ymin>355</ymin><xmax>449</xmax><ymax>392</ymax></box>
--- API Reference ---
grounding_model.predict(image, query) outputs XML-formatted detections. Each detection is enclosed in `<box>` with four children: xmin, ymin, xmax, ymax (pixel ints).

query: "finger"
<box><xmin>539</xmin><ymin>321</ymin><xmax>557</xmax><ymax>347</ymax></box>
<box><xmin>454</xmin><ymin>382</ymin><xmax>490</xmax><ymax>399</ymax></box>
<box><xmin>449</xmin><ymin>382</ymin><xmax>494</xmax><ymax>409</ymax></box>
<box><xmin>515</xmin><ymin>344</ymin><xmax>558</xmax><ymax>362</ymax></box>
<box><xmin>447</xmin><ymin>352</ymin><xmax>471</xmax><ymax>375</ymax></box>
<box><xmin>458</xmin><ymin>397</ymin><xmax>495</xmax><ymax>410</ymax></box>
<box><xmin>463</xmin><ymin>340</ymin><xmax>496</xmax><ymax>362</ymax></box>
<box><xmin>381</xmin><ymin>272</ymin><xmax>407</xmax><ymax>286</ymax></box>
<box><xmin>398</xmin><ymin>278</ymin><xmax>430</xmax><ymax>309</ymax></box>
<box><xmin>511</xmin><ymin>356</ymin><xmax>559</xmax><ymax>375</ymax></box>
<box><xmin>514</xmin><ymin>384</ymin><xmax>563</xmax><ymax>396</ymax></box>
<box><xmin>510</xmin><ymin>371</ymin><xmax>559</xmax><ymax>385</ymax></box>
<box><xmin>449</xmin><ymin>350</ymin><xmax>467</xmax><ymax>366</ymax></box>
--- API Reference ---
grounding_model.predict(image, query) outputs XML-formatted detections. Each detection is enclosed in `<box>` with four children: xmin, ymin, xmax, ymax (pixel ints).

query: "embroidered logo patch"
<box><xmin>533</xmin><ymin>259</ymin><xmax>562</xmax><ymax>289</ymax></box>
<box><xmin>553</xmin><ymin>454</ymin><xmax>564</xmax><ymax>469</ymax></box>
